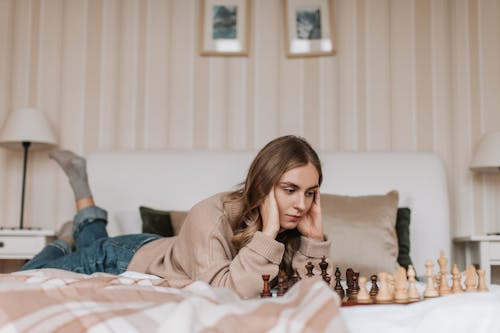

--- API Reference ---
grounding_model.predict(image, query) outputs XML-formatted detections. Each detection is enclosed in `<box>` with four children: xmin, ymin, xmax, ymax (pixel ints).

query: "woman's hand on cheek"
<box><xmin>259</xmin><ymin>187</ymin><xmax>280</xmax><ymax>239</ymax></box>
<box><xmin>297</xmin><ymin>191</ymin><xmax>323</xmax><ymax>241</ymax></box>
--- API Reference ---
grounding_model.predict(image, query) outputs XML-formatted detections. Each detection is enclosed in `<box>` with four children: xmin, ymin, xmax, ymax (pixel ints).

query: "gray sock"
<box><xmin>49</xmin><ymin>150</ymin><xmax>92</xmax><ymax>200</ymax></box>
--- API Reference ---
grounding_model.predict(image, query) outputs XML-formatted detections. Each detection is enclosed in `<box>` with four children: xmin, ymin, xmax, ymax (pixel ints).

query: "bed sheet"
<box><xmin>341</xmin><ymin>283</ymin><xmax>500</xmax><ymax>333</ymax></box>
<box><xmin>0</xmin><ymin>269</ymin><xmax>346</xmax><ymax>333</ymax></box>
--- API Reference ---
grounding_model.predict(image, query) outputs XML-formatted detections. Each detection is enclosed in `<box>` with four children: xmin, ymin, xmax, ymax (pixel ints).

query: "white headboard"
<box><xmin>88</xmin><ymin>150</ymin><xmax>450</xmax><ymax>273</ymax></box>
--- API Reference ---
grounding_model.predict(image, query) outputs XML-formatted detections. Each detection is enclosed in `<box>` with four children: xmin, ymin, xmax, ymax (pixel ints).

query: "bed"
<box><xmin>0</xmin><ymin>150</ymin><xmax>498</xmax><ymax>333</ymax></box>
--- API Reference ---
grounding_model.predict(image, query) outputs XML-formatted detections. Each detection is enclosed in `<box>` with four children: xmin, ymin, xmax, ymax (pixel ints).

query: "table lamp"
<box><xmin>470</xmin><ymin>131</ymin><xmax>500</xmax><ymax>235</ymax></box>
<box><xmin>470</xmin><ymin>131</ymin><xmax>500</xmax><ymax>173</ymax></box>
<box><xmin>0</xmin><ymin>107</ymin><xmax>57</xmax><ymax>229</ymax></box>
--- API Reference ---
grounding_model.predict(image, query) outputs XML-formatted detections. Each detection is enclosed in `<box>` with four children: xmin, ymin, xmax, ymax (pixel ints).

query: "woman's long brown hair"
<box><xmin>225</xmin><ymin>135</ymin><xmax>322</xmax><ymax>275</ymax></box>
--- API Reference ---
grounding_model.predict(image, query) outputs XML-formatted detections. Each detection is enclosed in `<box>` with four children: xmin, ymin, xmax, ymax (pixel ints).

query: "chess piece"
<box><xmin>369</xmin><ymin>275</ymin><xmax>379</xmax><ymax>299</ymax></box>
<box><xmin>394</xmin><ymin>266</ymin><xmax>409</xmax><ymax>303</ymax></box>
<box><xmin>356</xmin><ymin>276</ymin><xmax>371</xmax><ymax>303</ymax></box>
<box><xmin>375</xmin><ymin>272</ymin><xmax>393</xmax><ymax>303</ymax></box>
<box><xmin>319</xmin><ymin>256</ymin><xmax>328</xmax><ymax>276</ymax></box>
<box><xmin>260</xmin><ymin>274</ymin><xmax>272</xmax><ymax>298</ymax></box>
<box><xmin>437</xmin><ymin>251</ymin><xmax>451</xmax><ymax>295</ymax></box>
<box><xmin>319</xmin><ymin>256</ymin><xmax>330</xmax><ymax>285</ymax></box>
<box><xmin>276</xmin><ymin>270</ymin><xmax>288</xmax><ymax>296</ymax></box>
<box><xmin>407</xmin><ymin>265</ymin><xmax>420</xmax><ymax>301</ymax></box>
<box><xmin>423</xmin><ymin>259</ymin><xmax>439</xmax><ymax>298</ymax></box>
<box><xmin>477</xmin><ymin>269</ymin><xmax>489</xmax><ymax>292</ymax></box>
<box><xmin>451</xmin><ymin>264</ymin><xmax>464</xmax><ymax>293</ymax></box>
<box><xmin>346</xmin><ymin>268</ymin><xmax>354</xmax><ymax>296</ymax></box>
<box><xmin>334</xmin><ymin>267</ymin><xmax>345</xmax><ymax>300</ymax></box>
<box><xmin>464</xmin><ymin>265</ymin><xmax>477</xmax><ymax>292</ymax></box>
<box><xmin>387</xmin><ymin>274</ymin><xmax>395</xmax><ymax>298</ymax></box>
<box><xmin>305</xmin><ymin>261</ymin><xmax>315</xmax><ymax>277</ymax></box>
<box><xmin>349</xmin><ymin>273</ymin><xmax>360</xmax><ymax>301</ymax></box>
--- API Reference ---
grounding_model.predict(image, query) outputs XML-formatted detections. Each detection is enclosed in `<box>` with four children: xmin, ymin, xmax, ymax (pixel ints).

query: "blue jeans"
<box><xmin>21</xmin><ymin>206</ymin><xmax>161</xmax><ymax>275</ymax></box>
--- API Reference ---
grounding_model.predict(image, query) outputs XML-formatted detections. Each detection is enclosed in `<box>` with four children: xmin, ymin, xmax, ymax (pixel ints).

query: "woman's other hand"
<box><xmin>297</xmin><ymin>190</ymin><xmax>323</xmax><ymax>241</ymax></box>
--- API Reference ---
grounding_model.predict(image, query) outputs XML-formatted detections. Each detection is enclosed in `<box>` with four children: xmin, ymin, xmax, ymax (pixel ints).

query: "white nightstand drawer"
<box><xmin>0</xmin><ymin>236</ymin><xmax>46</xmax><ymax>257</ymax></box>
<box><xmin>490</xmin><ymin>242</ymin><xmax>500</xmax><ymax>260</ymax></box>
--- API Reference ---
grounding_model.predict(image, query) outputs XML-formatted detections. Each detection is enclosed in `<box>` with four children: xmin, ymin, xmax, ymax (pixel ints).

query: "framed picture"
<box><xmin>200</xmin><ymin>0</ymin><xmax>250</xmax><ymax>56</ymax></box>
<box><xmin>284</xmin><ymin>0</ymin><xmax>335</xmax><ymax>57</ymax></box>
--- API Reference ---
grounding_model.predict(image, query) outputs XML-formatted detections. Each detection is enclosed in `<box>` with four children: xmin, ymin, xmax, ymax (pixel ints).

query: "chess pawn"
<box><xmin>464</xmin><ymin>265</ymin><xmax>477</xmax><ymax>292</ymax></box>
<box><xmin>477</xmin><ymin>269</ymin><xmax>489</xmax><ymax>292</ymax></box>
<box><xmin>394</xmin><ymin>266</ymin><xmax>409</xmax><ymax>303</ymax></box>
<box><xmin>423</xmin><ymin>259</ymin><xmax>439</xmax><ymax>298</ymax></box>
<box><xmin>356</xmin><ymin>276</ymin><xmax>371</xmax><ymax>303</ymax></box>
<box><xmin>375</xmin><ymin>272</ymin><xmax>393</xmax><ymax>303</ymax></box>
<box><xmin>349</xmin><ymin>273</ymin><xmax>360</xmax><ymax>301</ymax></box>
<box><xmin>407</xmin><ymin>265</ymin><xmax>420</xmax><ymax>301</ymax></box>
<box><xmin>437</xmin><ymin>251</ymin><xmax>451</xmax><ymax>295</ymax></box>
<box><xmin>451</xmin><ymin>264</ymin><xmax>464</xmax><ymax>293</ymax></box>
<box><xmin>305</xmin><ymin>261</ymin><xmax>315</xmax><ymax>277</ymax></box>
<box><xmin>369</xmin><ymin>275</ymin><xmax>379</xmax><ymax>299</ymax></box>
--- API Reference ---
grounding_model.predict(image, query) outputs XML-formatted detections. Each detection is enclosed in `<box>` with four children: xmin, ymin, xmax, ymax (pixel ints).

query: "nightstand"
<box><xmin>453</xmin><ymin>235</ymin><xmax>500</xmax><ymax>285</ymax></box>
<box><xmin>0</xmin><ymin>229</ymin><xmax>54</xmax><ymax>260</ymax></box>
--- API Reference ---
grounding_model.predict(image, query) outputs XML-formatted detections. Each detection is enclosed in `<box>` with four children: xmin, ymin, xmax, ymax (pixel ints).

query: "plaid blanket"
<box><xmin>0</xmin><ymin>269</ymin><xmax>346</xmax><ymax>333</ymax></box>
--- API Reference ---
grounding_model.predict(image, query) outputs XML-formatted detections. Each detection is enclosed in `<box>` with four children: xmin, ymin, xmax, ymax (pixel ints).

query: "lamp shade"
<box><xmin>470</xmin><ymin>131</ymin><xmax>500</xmax><ymax>173</ymax></box>
<box><xmin>0</xmin><ymin>107</ymin><xmax>57</xmax><ymax>150</ymax></box>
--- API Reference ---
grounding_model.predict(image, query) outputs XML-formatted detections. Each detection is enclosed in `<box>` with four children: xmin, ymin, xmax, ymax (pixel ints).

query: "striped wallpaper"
<box><xmin>0</xmin><ymin>0</ymin><xmax>499</xmax><ymax>240</ymax></box>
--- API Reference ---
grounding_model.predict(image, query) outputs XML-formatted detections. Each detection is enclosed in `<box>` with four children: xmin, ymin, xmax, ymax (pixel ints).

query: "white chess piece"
<box><xmin>407</xmin><ymin>265</ymin><xmax>420</xmax><ymax>301</ymax></box>
<box><xmin>356</xmin><ymin>276</ymin><xmax>371</xmax><ymax>303</ymax></box>
<box><xmin>437</xmin><ymin>251</ymin><xmax>451</xmax><ymax>295</ymax></box>
<box><xmin>451</xmin><ymin>264</ymin><xmax>463</xmax><ymax>293</ymax></box>
<box><xmin>375</xmin><ymin>272</ymin><xmax>393</xmax><ymax>303</ymax></box>
<box><xmin>424</xmin><ymin>259</ymin><xmax>439</xmax><ymax>298</ymax></box>
<box><xmin>394</xmin><ymin>266</ymin><xmax>409</xmax><ymax>303</ymax></box>
<box><xmin>464</xmin><ymin>265</ymin><xmax>477</xmax><ymax>292</ymax></box>
<box><xmin>477</xmin><ymin>269</ymin><xmax>489</xmax><ymax>292</ymax></box>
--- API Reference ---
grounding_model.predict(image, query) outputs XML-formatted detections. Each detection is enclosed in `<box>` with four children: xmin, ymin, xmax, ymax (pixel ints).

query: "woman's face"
<box><xmin>274</xmin><ymin>162</ymin><xmax>320</xmax><ymax>231</ymax></box>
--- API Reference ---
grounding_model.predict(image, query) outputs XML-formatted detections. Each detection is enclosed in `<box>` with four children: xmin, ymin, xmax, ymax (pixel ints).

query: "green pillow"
<box><xmin>395</xmin><ymin>207</ymin><xmax>413</xmax><ymax>270</ymax></box>
<box><xmin>139</xmin><ymin>206</ymin><xmax>174</xmax><ymax>237</ymax></box>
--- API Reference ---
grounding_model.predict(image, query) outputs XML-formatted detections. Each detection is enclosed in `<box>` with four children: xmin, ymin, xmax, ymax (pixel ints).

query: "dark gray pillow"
<box><xmin>139</xmin><ymin>206</ymin><xmax>174</xmax><ymax>237</ymax></box>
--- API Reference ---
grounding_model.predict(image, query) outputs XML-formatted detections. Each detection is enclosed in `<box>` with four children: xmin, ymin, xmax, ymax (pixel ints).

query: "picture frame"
<box><xmin>284</xmin><ymin>0</ymin><xmax>335</xmax><ymax>57</ymax></box>
<box><xmin>200</xmin><ymin>0</ymin><xmax>250</xmax><ymax>56</ymax></box>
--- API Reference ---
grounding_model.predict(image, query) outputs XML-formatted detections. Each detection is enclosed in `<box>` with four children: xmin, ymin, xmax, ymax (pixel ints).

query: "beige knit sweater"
<box><xmin>128</xmin><ymin>192</ymin><xmax>331</xmax><ymax>299</ymax></box>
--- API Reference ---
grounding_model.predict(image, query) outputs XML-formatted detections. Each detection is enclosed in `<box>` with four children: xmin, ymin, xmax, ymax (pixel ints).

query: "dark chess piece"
<box><xmin>277</xmin><ymin>273</ymin><xmax>285</xmax><ymax>297</ymax></box>
<box><xmin>319</xmin><ymin>256</ymin><xmax>328</xmax><ymax>276</ymax></box>
<box><xmin>260</xmin><ymin>274</ymin><xmax>272</xmax><ymax>298</ymax></box>
<box><xmin>346</xmin><ymin>268</ymin><xmax>354</xmax><ymax>296</ymax></box>
<box><xmin>334</xmin><ymin>267</ymin><xmax>345</xmax><ymax>299</ymax></box>
<box><xmin>349</xmin><ymin>273</ymin><xmax>360</xmax><ymax>301</ymax></box>
<box><xmin>319</xmin><ymin>256</ymin><xmax>330</xmax><ymax>285</ymax></box>
<box><xmin>305</xmin><ymin>261</ymin><xmax>315</xmax><ymax>277</ymax></box>
<box><xmin>278</xmin><ymin>270</ymin><xmax>289</xmax><ymax>295</ymax></box>
<box><xmin>369</xmin><ymin>274</ymin><xmax>379</xmax><ymax>299</ymax></box>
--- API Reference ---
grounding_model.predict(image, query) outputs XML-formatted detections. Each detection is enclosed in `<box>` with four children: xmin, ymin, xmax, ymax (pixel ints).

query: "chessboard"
<box><xmin>260</xmin><ymin>251</ymin><xmax>490</xmax><ymax>306</ymax></box>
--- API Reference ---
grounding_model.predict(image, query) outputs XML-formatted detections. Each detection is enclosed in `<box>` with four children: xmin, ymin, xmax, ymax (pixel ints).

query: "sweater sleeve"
<box><xmin>174</xmin><ymin>198</ymin><xmax>285</xmax><ymax>299</ymax></box>
<box><xmin>292</xmin><ymin>235</ymin><xmax>333</xmax><ymax>278</ymax></box>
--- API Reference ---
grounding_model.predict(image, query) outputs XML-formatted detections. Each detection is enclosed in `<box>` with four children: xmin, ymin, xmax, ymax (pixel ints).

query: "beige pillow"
<box><xmin>170</xmin><ymin>210</ymin><xmax>189</xmax><ymax>235</ymax></box>
<box><xmin>321</xmin><ymin>190</ymin><xmax>399</xmax><ymax>278</ymax></box>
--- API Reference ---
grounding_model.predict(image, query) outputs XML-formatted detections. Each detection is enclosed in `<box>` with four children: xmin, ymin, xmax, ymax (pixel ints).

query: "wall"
<box><xmin>0</xmin><ymin>0</ymin><xmax>499</xmax><ymax>237</ymax></box>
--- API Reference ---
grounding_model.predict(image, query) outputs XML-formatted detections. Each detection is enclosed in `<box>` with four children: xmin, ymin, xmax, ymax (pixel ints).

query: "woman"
<box><xmin>22</xmin><ymin>135</ymin><xmax>331</xmax><ymax>298</ymax></box>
